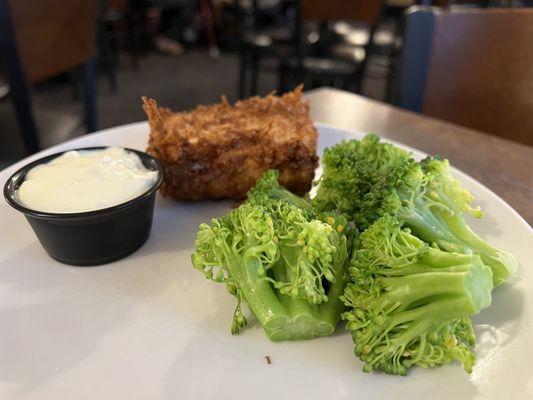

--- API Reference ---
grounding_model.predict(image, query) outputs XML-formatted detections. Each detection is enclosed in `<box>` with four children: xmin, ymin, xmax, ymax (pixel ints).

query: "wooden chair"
<box><xmin>398</xmin><ymin>6</ymin><xmax>533</xmax><ymax>146</ymax></box>
<box><xmin>0</xmin><ymin>0</ymin><xmax>99</xmax><ymax>154</ymax></box>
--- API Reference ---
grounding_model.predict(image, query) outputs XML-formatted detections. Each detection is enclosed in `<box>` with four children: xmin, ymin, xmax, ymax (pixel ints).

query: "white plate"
<box><xmin>0</xmin><ymin>123</ymin><xmax>532</xmax><ymax>400</ymax></box>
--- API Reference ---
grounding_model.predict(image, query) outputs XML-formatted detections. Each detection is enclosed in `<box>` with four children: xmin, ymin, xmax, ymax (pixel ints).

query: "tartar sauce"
<box><xmin>17</xmin><ymin>147</ymin><xmax>158</xmax><ymax>213</ymax></box>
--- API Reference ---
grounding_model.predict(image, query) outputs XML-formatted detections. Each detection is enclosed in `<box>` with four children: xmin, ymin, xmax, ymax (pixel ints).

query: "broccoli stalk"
<box><xmin>341</xmin><ymin>215</ymin><xmax>493</xmax><ymax>375</ymax></box>
<box><xmin>192</xmin><ymin>172</ymin><xmax>349</xmax><ymax>341</ymax></box>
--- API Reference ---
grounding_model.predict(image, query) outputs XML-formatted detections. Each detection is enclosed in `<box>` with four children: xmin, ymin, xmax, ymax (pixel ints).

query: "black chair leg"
<box><xmin>68</xmin><ymin>69</ymin><xmax>82</xmax><ymax>101</ymax></box>
<box><xmin>98</xmin><ymin>23</ymin><xmax>118</xmax><ymax>92</ymax></box>
<box><xmin>8</xmin><ymin>79</ymin><xmax>40</xmax><ymax>154</ymax></box>
<box><xmin>385</xmin><ymin>66</ymin><xmax>396</xmax><ymax>104</ymax></box>
<box><xmin>83</xmin><ymin>58</ymin><xmax>97</xmax><ymax>133</ymax></box>
<box><xmin>341</xmin><ymin>76</ymin><xmax>349</xmax><ymax>91</ymax></box>
<box><xmin>238</xmin><ymin>47</ymin><xmax>248</xmax><ymax>99</ymax></box>
<box><xmin>125</xmin><ymin>1</ymin><xmax>140</xmax><ymax>70</ymax></box>
<box><xmin>0</xmin><ymin>0</ymin><xmax>40</xmax><ymax>154</ymax></box>
<box><xmin>352</xmin><ymin>68</ymin><xmax>364</xmax><ymax>94</ymax></box>
<box><xmin>278</xmin><ymin>60</ymin><xmax>285</xmax><ymax>95</ymax></box>
<box><xmin>250</xmin><ymin>51</ymin><xmax>259</xmax><ymax>95</ymax></box>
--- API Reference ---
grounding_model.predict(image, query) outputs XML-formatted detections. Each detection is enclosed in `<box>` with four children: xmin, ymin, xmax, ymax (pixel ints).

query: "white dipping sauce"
<box><xmin>17</xmin><ymin>147</ymin><xmax>158</xmax><ymax>213</ymax></box>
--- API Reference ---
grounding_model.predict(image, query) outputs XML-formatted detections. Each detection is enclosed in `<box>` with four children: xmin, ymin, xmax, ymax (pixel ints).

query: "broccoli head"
<box><xmin>192</xmin><ymin>171</ymin><xmax>350</xmax><ymax>341</ymax></box>
<box><xmin>312</xmin><ymin>134</ymin><xmax>412</xmax><ymax>216</ymax></box>
<box><xmin>341</xmin><ymin>215</ymin><xmax>493</xmax><ymax>375</ymax></box>
<box><xmin>359</xmin><ymin>154</ymin><xmax>517</xmax><ymax>286</ymax></box>
<box><xmin>315</xmin><ymin>134</ymin><xmax>517</xmax><ymax>287</ymax></box>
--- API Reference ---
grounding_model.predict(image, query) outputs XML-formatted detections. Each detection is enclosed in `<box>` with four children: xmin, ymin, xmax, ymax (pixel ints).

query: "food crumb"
<box><xmin>265</xmin><ymin>355</ymin><xmax>271</xmax><ymax>365</ymax></box>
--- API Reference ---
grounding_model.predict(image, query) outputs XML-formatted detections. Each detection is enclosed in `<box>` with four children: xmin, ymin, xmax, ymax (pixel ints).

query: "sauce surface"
<box><xmin>17</xmin><ymin>147</ymin><xmax>158</xmax><ymax>213</ymax></box>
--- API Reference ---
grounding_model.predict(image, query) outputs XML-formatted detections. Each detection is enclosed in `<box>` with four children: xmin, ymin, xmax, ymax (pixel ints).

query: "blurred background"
<box><xmin>1</xmin><ymin>0</ymin><xmax>532</xmax><ymax>168</ymax></box>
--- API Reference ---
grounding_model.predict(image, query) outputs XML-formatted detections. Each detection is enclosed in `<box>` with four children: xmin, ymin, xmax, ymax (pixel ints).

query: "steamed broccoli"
<box><xmin>192</xmin><ymin>171</ymin><xmax>349</xmax><ymax>341</ymax></box>
<box><xmin>248</xmin><ymin>169</ymin><xmax>314</xmax><ymax>212</ymax></box>
<box><xmin>314</xmin><ymin>134</ymin><xmax>517</xmax><ymax>286</ymax></box>
<box><xmin>359</xmin><ymin>155</ymin><xmax>517</xmax><ymax>286</ymax></box>
<box><xmin>341</xmin><ymin>215</ymin><xmax>493</xmax><ymax>375</ymax></box>
<box><xmin>313</xmin><ymin>134</ymin><xmax>411</xmax><ymax>217</ymax></box>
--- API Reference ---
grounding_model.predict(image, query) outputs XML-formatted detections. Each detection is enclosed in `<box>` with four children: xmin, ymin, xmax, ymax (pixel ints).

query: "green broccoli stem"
<box><xmin>248</xmin><ymin>169</ymin><xmax>314</xmax><ymax>212</ymax></box>
<box><xmin>269</xmin><ymin>186</ymin><xmax>314</xmax><ymax>212</ymax></box>
<box><xmin>261</xmin><ymin>296</ymin><xmax>344</xmax><ymax>341</ymax></box>
<box><xmin>317</xmin><ymin>265</ymin><xmax>347</xmax><ymax>328</ymax></box>
<box><xmin>222</xmin><ymin>244</ymin><xmax>345</xmax><ymax>342</ymax></box>
<box><xmin>269</xmin><ymin>296</ymin><xmax>337</xmax><ymax>341</ymax></box>
<box><xmin>400</xmin><ymin>201</ymin><xmax>517</xmax><ymax>286</ymax></box>
<box><xmin>377</xmin><ymin>249</ymin><xmax>477</xmax><ymax>275</ymax></box>
<box><xmin>391</xmin><ymin>285</ymin><xmax>488</xmax><ymax>325</ymax></box>
<box><xmin>262</xmin><ymin>247</ymin><xmax>347</xmax><ymax>341</ymax></box>
<box><xmin>224</xmin><ymin>247</ymin><xmax>289</xmax><ymax>327</ymax></box>
<box><xmin>358</xmin><ymin>253</ymin><xmax>491</xmax><ymax>316</ymax></box>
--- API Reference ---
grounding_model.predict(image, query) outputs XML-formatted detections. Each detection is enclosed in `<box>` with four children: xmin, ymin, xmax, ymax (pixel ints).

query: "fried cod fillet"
<box><xmin>142</xmin><ymin>87</ymin><xmax>318</xmax><ymax>200</ymax></box>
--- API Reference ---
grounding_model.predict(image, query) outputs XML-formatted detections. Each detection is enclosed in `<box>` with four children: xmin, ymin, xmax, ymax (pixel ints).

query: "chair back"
<box><xmin>9</xmin><ymin>0</ymin><xmax>99</xmax><ymax>84</ymax></box>
<box><xmin>300</xmin><ymin>0</ymin><xmax>383</xmax><ymax>25</ymax></box>
<box><xmin>399</xmin><ymin>7</ymin><xmax>533</xmax><ymax>146</ymax></box>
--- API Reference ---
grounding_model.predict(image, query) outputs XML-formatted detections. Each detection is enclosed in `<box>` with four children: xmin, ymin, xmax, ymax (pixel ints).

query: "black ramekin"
<box><xmin>3</xmin><ymin>147</ymin><xmax>164</xmax><ymax>266</ymax></box>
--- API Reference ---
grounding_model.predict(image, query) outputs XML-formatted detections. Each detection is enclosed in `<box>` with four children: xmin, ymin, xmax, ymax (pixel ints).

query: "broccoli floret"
<box><xmin>359</xmin><ymin>155</ymin><xmax>517</xmax><ymax>286</ymax></box>
<box><xmin>341</xmin><ymin>216</ymin><xmax>493</xmax><ymax>375</ymax></box>
<box><xmin>248</xmin><ymin>169</ymin><xmax>314</xmax><ymax>212</ymax></box>
<box><xmin>419</xmin><ymin>157</ymin><xmax>517</xmax><ymax>285</ymax></box>
<box><xmin>312</xmin><ymin>134</ymin><xmax>411</xmax><ymax>216</ymax></box>
<box><xmin>315</xmin><ymin>134</ymin><xmax>517</xmax><ymax>287</ymax></box>
<box><xmin>192</xmin><ymin>172</ymin><xmax>349</xmax><ymax>341</ymax></box>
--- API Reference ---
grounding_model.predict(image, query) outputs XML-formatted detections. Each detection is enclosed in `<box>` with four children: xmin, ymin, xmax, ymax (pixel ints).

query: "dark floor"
<box><xmin>0</xmin><ymin>50</ymin><xmax>388</xmax><ymax>168</ymax></box>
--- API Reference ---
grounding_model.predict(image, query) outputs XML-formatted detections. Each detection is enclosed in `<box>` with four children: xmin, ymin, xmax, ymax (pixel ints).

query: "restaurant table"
<box><xmin>306</xmin><ymin>87</ymin><xmax>533</xmax><ymax>226</ymax></box>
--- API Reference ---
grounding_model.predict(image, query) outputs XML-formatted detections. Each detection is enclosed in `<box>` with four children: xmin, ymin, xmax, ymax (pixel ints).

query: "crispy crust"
<box><xmin>142</xmin><ymin>87</ymin><xmax>318</xmax><ymax>200</ymax></box>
